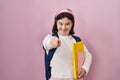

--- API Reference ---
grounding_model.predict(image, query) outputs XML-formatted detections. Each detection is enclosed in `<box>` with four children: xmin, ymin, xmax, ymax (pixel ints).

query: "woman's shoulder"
<box><xmin>71</xmin><ymin>34</ymin><xmax>81</xmax><ymax>40</ymax></box>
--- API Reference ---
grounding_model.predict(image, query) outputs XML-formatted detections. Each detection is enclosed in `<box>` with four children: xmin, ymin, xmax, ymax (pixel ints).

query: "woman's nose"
<box><xmin>62</xmin><ymin>25</ymin><xmax>66</xmax><ymax>29</ymax></box>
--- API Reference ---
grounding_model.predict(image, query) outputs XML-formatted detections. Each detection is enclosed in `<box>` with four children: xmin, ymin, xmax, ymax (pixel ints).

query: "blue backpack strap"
<box><xmin>72</xmin><ymin>35</ymin><xmax>81</xmax><ymax>42</ymax></box>
<box><xmin>48</xmin><ymin>33</ymin><xmax>59</xmax><ymax>61</ymax></box>
<box><xmin>43</xmin><ymin>33</ymin><xmax>59</xmax><ymax>80</ymax></box>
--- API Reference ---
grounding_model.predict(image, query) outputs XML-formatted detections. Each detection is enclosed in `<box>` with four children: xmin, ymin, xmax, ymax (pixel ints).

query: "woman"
<box><xmin>43</xmin><ymin>9</ymin><xmax>92</xmax><ymax>80</ymax></box>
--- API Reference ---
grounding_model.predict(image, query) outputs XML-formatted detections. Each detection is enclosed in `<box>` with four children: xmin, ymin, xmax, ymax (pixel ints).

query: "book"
<box><xmin>72</xmin><ymin>41</ymin><xmax>85</xmax><ymax>79</ymax></box>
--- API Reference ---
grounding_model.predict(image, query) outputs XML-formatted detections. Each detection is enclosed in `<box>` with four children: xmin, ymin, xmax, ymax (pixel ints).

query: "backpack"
<box><xmin>43</xmin><ymin>33</ymin><xmax>81</xmax><ymax>80</ymax></box>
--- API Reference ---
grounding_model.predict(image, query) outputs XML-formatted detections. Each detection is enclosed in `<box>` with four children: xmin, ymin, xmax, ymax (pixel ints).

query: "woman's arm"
<box><xmin>43</xmin><ymin>34</ymin><xmax>61</xmax><ymax>51</ymax></box>
<box><xmin>81</xmin><ymin>45</ymin><xmax>92</xmax><ymax>74</ymax></box>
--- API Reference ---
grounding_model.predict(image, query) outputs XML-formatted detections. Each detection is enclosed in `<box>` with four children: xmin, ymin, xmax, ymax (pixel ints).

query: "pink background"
<box><xmin>0</xmin><ymin>0</ymin><xmax>120</xmax><ymax>80</ymax></box>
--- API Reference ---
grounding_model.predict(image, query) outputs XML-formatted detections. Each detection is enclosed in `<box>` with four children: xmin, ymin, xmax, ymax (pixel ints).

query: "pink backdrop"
<box><xmin>0</xmin><ymin>0</ymin><xmax>120</xmax><ymax>80</ymax></box>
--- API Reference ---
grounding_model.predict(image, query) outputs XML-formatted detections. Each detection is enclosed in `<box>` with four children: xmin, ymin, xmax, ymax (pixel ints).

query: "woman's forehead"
<box><xmin>57</xmin><ymin>17</ymin><xmax>72</xmax><ymax>22</ymax></box>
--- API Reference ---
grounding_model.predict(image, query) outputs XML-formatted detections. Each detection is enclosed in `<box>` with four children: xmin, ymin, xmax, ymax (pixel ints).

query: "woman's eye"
<box><xmin>66</xmin><ymin>23</ymin><xmax>70</xmax><ymax>26</ymax></box>
<box><xmin>59</xmin><ymin>23</ymin><xmax>63</xmax><ymax>26</ymax></box>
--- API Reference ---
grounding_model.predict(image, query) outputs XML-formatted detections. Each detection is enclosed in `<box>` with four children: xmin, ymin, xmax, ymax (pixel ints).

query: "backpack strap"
<box><xmin>43</xmin><ymin>33</ymin><xmax>59</xmax><ymax>80</ymax></box>
<box><xmin>47</xmin><ymin>33</ymin><xmax>59</xmax><ymax>61</ymax></box>
<box><xmin>72</xmin><ymin>35</ymin><xmax>81</xmax><ymax>42</ymax></box>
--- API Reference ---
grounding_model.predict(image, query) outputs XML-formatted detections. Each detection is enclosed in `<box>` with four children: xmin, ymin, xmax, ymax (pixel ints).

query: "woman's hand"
<box><xmin>78</xmin><ymin>68</ymin><xmax>86</xmax><ymax>79</ymax></box>
<box><xmin>49</xmin><ymin>36</ymin><xmax>61</xmax><ymax>48</ymax></box>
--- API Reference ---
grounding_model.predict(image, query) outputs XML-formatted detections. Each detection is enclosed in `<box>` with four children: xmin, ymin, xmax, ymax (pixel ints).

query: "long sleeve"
<box><xmin>81</xmin><ymin>45</ymin><xmax>92</xmax><ymax>74</ymax></box>
<box><xmin>43</xmin><ymin>34</ymin><xmax>54</xmax><ymax>52</ymax></box>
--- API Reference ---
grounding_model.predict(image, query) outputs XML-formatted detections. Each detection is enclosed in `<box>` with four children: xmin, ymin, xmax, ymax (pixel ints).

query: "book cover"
<box><xmin>72</xmin><ymin>41</ymin><xmax>85</xmax><ymax>79</ymax></box>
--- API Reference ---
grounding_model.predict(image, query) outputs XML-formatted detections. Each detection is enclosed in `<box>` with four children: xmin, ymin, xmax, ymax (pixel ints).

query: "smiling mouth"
<box><xmin>61</xmin><ymin>29</ymin><xmax>68</xmax><ymax>31</ymax></box>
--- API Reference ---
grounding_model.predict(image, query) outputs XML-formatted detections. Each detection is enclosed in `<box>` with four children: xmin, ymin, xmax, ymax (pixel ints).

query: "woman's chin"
<box><xmin>58</xmin><ymin>31</ymin><xmax>69</xmax><ymax>36</ymax></box>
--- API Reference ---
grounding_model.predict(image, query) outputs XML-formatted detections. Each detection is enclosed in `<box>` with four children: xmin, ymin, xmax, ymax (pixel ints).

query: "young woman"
<box><xmin>43</xmin><ymin>9</ymin><xmax>92</xmax><ymax>80</ymax></box>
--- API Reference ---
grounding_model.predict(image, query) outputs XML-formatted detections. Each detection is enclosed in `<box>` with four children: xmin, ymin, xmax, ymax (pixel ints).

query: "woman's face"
<box><xmin>57</xmin><ymin>17</ymin><xmax>73</xmax><ymax>36</ymax></box>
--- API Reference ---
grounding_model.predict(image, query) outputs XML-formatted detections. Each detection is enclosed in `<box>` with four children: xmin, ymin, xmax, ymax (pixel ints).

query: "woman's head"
<box><xmin>52</xmin><ymin>9</ymin><xmax>75</xmax><ymax>36</ymax></box>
